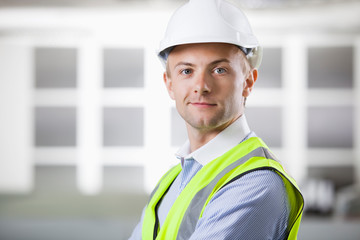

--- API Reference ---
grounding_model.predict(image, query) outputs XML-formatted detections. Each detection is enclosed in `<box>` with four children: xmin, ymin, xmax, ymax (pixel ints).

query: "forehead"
<box><xmin>168</xmin><ymin>43</ymin><xmax>244</xmax><ymax>64</ymax></box>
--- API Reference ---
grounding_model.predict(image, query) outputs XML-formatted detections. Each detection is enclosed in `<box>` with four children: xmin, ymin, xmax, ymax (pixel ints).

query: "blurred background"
<box><xmin>0</xmin><ymin>0</ymin><xmax>360</xmax><ymax>239</ymax></box>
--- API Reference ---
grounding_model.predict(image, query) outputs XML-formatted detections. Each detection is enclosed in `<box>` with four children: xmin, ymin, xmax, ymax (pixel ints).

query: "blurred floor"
<box><xmin>0</xmin><ymin>193</ymin><xmax>148</xmax><ymax>240</ymax></box>
<box><xmin>1</xmin><ymin>193</ymin><xmax>360</xmax><ymax>240</ymax></box>
<box><xmin>299</xmin><ymin>217</ymin><xmax>360</xmax><ymax>240</ymax></box>
<box><xmin>0</xmin><ymin>218</ymin><xmax>136</xmax><ymax>240</ymax></box>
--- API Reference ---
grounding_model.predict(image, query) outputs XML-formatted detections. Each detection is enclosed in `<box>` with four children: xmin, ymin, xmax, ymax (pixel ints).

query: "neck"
<box><xmin>186</xmin><ymin>116</ymin><xmax>241</xmax><ymax>153</ymax></box>
<box><xmin>187</xmin><ymin>128</ymin><xmax>219</xmax><ymax>153</ymax></box>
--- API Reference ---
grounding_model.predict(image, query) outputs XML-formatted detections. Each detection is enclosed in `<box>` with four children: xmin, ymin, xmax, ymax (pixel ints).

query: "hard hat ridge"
<box><xmin>157</xmin><ymin>0</ymin><xmax>262</xmax><ymax>69</ymax></box>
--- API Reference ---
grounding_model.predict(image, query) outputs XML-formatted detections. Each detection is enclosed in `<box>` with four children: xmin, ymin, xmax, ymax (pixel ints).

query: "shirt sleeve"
<box><xmin>189</xmin><ymin>169</ymin><xmax>289</xmax><ymax>240</ymax></box>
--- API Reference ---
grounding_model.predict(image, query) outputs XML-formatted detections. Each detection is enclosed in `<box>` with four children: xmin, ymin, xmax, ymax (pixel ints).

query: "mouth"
<box><xmin>190</xmin><ymin>102</ymin><xmax>217</xmax><ymax>108</ymax></box>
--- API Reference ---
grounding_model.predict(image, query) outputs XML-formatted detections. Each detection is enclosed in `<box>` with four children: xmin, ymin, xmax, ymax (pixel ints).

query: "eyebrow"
<box><xmin>210</xmin><ymin>58</ymin><xmax>230</xmax><ymax>66</ymax></box>
<box><xmin>173</xmin><ymin>58</ymin><xmax>230</xmax><ymax>69</ymax></box>
<box><xmin>174</xmin><ymin>62</ymin><xmax>195</xmax><ymax>69</ymax></box>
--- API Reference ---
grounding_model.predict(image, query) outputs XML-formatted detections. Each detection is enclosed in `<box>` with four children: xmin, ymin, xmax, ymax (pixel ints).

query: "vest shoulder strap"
<box><xmin>142</xmin><ymin>164</ymin><xmax>181</xmax><ymax>240</ymax></box>
<box><xmin>198</xmin><ymin>156</ymin><xmax>304</xmax><ymax>240</ymax></box>
<box><xmin>144</xmin><ymin>137</ymin><xmax>303</xmax><ymax>240</ymax></box>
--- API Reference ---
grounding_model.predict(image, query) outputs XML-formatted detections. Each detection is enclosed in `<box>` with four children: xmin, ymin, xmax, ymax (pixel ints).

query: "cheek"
<box><xmin>234</xmin><ymin>79</ymin><xmax>246</xmax><ymax>98</ymax></box>
<box><xmin>223</xmin><ymin>82</ymin><xmax>245</xmax><ymax>108</ymax></box>
<box><xmin>223</xmin><ymin>79</ymin><xmax>243</xmax><ymax>98</ymax></box>
<box><xmin>172</xmin><ymin>82</ymin><xmax>190</xmax><ymax>99</ymax></box>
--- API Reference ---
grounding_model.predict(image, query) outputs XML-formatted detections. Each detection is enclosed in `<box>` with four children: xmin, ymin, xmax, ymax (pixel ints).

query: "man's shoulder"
<box><xmin>211</xmin><ymin>169</ymin><xmax>287</xmax><ymax>203</ymax></box>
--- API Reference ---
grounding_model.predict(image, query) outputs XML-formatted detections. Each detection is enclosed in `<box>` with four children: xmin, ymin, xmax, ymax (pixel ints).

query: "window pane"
<box><xmin>103</xmin><ymin>107</ymin><xmax>144</xmax><ymax>146</ymax></box>
<box><xmin>256</xmin><ymin>47</ymin><xmax>282</xmax><ymax>88</ymax></box>
<box><xmin>103</xmin><ymin>166</ymin><xmax>145</xmax><ymax>193</ymax></box>
<box><xmin>35</xmin><ymin>107</ymin><xmax>76</xmax><ymax>146</ymax></box>
<box><xmin>308</xmin><ymin>46</ymin><xmax>353</xmax><ymax>88</ymax></box>
<box><xmin>171</xmin><ymin>108</ymin><xmax>187</xmax><ymax>147</ymax></box>
<box><xmin>34</xmin><ymin>166</ymin><xmax>77</xmax><ymax>193</ymax></box>
<box><xmin>35</xmin><ymin>48</ymin><xmax>77</xmax><ymax>88</ymax></box>
<box><xmin>308</xmin><ymin>166</ymin><xmax>354</xmax><ymax>190</ymax></box>
<box><xmin>103</xmin><ymin>48</ymin><xmax>144</xmax><ymax>88</ymax></box>
<box><xmin>307</xmin><ymin>106</ymin><xmax>353</xmax><ymax>148</ymax></box>
<box><xmin>245</xmin><ymin>107</ymin><xmax>282</xmax><ymax>147</ymax></box>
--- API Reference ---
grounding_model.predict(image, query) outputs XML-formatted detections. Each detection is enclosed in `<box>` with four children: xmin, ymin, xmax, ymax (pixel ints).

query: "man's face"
<box><xmin>164</xmin><ymin>43</ymin><xmax>256</xmax><ymax>134</ymax></box>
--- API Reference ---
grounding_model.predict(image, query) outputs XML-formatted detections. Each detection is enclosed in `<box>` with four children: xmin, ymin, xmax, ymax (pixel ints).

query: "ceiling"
<box><xmin>0</xmin><ymin>0</ymin><xmax>359</xmax><ymax>9</ymax></box>
<box><xmin>0</xmin><ymin>0</ymin><xmax>359</xmax><ymax>36</ymax></box>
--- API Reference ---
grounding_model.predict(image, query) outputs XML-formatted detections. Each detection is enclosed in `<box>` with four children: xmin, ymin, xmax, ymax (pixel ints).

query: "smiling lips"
<box><xmin>190</xmin><ymin>102</ymin><xmax>217</xmax><ymax>108</ymax></box>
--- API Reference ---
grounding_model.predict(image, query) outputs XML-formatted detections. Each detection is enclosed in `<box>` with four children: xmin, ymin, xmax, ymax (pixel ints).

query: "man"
<box><xmin>129</xmin><ymin>0</ymin><xmax>303</xmax><ymax>239</ymax></box>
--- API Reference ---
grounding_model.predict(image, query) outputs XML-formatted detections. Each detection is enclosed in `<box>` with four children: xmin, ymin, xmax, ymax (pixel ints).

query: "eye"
<box><xmin>214</xmin><ymin>68</ymin><xmax>226</xmax><ymax>74</ymax></box>
<box><xmin>181</xmin><ymin>69</ymin><xmax>193</xmax><ymax>75</ymax></box>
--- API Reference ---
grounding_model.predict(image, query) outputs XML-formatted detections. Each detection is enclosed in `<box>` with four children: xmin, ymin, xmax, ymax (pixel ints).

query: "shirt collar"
<box><xmin>175</xmin><ymin>114</ymin><xmax>251</xmax><ymax>166</ymax></box>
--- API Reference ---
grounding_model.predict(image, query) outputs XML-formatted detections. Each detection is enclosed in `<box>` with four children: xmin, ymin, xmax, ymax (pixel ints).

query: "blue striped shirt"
<box><xmin>129</xmin><ymin>115</ymin><xmax>289</xmax><ymax>239</ymax></box>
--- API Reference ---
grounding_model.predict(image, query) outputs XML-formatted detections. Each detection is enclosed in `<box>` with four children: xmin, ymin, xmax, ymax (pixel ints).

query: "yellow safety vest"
<box><xmin>142</xmin><ymin>137</ymin><xmax>304</xmax><ymax>240</ymax></box>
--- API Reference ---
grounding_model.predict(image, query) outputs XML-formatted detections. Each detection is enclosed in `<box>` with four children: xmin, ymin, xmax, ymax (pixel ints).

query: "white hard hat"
<box><xmin>157</xmin><ymin>0</ymin><xmax>262</xmax><ymax>69</ymax></box>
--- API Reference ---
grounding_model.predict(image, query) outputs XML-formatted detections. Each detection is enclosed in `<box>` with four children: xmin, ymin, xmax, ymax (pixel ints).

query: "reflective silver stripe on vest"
<box><xmin>148</xmin><ymin>165</ymin><xmax>179</xmax><ymax>202</ymax></box>
<box><xmin>176</xmin><ymin>147</ymin><xmax>276</xmax><ymax>240</ymax></box>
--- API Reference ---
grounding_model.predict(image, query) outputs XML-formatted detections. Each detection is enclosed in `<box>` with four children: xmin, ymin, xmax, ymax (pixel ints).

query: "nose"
<box><xmin>194</xmin><ymin>71</ymin><xmax>211</xmax><ymax>95</ymax></box>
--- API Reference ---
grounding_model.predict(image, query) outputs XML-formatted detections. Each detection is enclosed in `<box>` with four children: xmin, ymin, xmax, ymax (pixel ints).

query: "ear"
<box><xmin>163</xmin><ymin>72</ymin><xmax>175</xmax><ymax>100</ymax></box>
<box><xmin>242</xmin><ymin>68</ymin><xmax>258</xmax><ymax>98</ymax></box>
